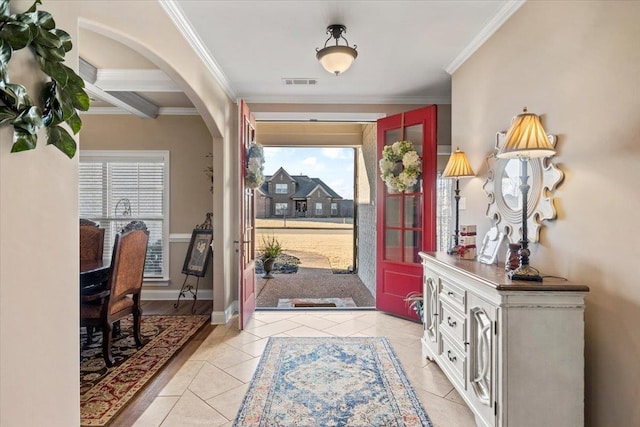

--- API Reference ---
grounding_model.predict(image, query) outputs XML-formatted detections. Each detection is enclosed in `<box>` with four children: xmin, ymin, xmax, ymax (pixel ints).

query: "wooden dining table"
<box><xmin>80</xmin><ymin>259</ymin><xmax>110</xmax><ymax>291</ymax></box>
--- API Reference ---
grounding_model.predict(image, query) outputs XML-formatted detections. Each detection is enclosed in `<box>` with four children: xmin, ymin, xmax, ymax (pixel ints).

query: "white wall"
<box><xmin>452</xmin><ymin>2</ymin><xmax>640</xmax><ymax>426</ymax></box>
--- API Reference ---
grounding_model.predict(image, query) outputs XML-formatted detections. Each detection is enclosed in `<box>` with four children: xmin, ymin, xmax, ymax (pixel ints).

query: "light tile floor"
<box><xmin>133</xmin><ymin>310</ymin><xmax>476</xmax><ymax>427</ymax></box>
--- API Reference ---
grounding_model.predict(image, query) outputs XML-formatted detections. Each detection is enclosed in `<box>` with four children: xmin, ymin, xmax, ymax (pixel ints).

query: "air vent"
<box><xmin>282</xmin><ymin>78</ymin><xmax>318</xmax><ymax>86</ymax></box>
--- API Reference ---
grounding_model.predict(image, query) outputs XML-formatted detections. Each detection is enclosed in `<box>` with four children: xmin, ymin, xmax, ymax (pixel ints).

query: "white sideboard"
<box><xmin>419</xmin><ymin>252</ymin><xmax>588</xmax><ymax>427</ymax></box>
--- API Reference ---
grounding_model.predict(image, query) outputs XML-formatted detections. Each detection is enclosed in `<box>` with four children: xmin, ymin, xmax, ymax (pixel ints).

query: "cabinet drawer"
<box><xmin>439</xmin><ymin>299</ymin><xmax>466</xmax><ymax>346</ymax></box>
<box><xmin>439</xmin><ymin>333</ymin><xmax>467</xmax><ymax>389</ymax></box>
<box><xmin>439</xmin><ymin>278</ymin><xmax>466</xmax><ymax>310</ymax></box>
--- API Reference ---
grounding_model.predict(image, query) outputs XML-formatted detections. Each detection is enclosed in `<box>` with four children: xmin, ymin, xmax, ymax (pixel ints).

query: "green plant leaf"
<box><xmin>0</xmin><ymin>38</ymin><xmax>12</xmax><ymax>66</ymax></box>
<box><xmin>12</xmin><ymin>105</ymin><xmax>42</xmax><ymax>134</ymax></box>
<box><xmin>33</xmin><ymin>42</ymin><xmax>65</xmax><ymax>62</ymax></box>
<box><xmin>11</xmin><ymin>128</ymin><xmax>38</xmax><ymax>152</ymax></box>
<box><xmin>51</xmin><ymin>29</ymin><xmax>71</xmax><ymax>52</ymax></box>
<box><xmin>1</xmin><ymin>83</ymin><xmax>31</xmax><ymax>109</ymax></box>
<box><xmin>63</xmin><ymin>64</ymin><xmax>85</xmax><ymax>88</ymax></box>
<box><xmin>40</xmin><ymin>81</ymin><xmax>56</xmax><ymax>126</ymax></box>
<box><xmin>41</xmin><ymin>59</ymin><xmax>67</xmax><ymax>86</ymax></box>
<box><xmin>0</xmin><ymin>106</ymin><xmax>16</xmax><ymax>125</ymax></box>
<box><xmin>46</xmin><ymin>124</ymin><xmax>76</xmax><ymax>158</ymax></box>
<box><xmin>35</xmin><ymin>26</ymin><xmax>61</xmax><ymax>49</ymax></box>
<box><xmin>2</xmin><ymin>21</ymin><xmax>33</xmax><ymax>50</ymax></box>
<box><xmin>26</xmin><ymin>0</ymin><xmax>42</xmax><ymax>14</ymax></box>
<box><xmin>72</xmin><ymin>88</ymin><xmax>90</xmax><ymax>111</ymax></box>
<box><xmin>0</xmin><ymin>0</ymin><xmax>10</xmax><ymax>18</ymax></box>
<box><xmin>35</xmin><ymin>10</ymin><xmax>55</xmax><ymax>30</ymax></box>
<box><xmin>66</xmin><ymin>111</ymin><xmax>81</xmax><ymax>134</ymax></box>
<box><xmin>55</xmin><ymin>87</ymin><xmax>76</xmax><ymax>121</ymax></box>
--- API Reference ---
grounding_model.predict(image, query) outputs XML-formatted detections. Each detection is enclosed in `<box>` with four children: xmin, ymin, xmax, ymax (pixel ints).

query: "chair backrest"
<box><xmin>106</xmin><ymin>221</ymin><xmax>149</xmax><ymax>315</ymax></box>
<box><xmin>80</xmin><ymin>219</ymin><xmax>105</xmax><ymax>262</ymax></box>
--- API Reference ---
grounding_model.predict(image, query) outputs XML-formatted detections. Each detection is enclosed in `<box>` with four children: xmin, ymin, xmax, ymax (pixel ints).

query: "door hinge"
<box><xmin>494</xmin><ymin>320</ymin><xmax>498</xmax><ymax>335</ymax></box>
<box><xmin>494</xmin><ymin>401</ymin><xmax>498</xmax><ymax>416</ymax></box>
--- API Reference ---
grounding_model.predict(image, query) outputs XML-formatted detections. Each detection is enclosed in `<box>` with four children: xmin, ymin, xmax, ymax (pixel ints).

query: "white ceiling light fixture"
<box><xmin>315</xmin><ymin>24</ymin><xmax>358</xmax><ymax>76</ymax></box>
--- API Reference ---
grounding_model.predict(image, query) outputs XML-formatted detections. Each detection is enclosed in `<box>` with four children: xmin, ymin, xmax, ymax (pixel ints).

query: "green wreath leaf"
<box><xmin>2</xmin><ymin>21</ymin><xmax>33</xmax><ymax>50</ymax></box>
<box><xmin>0</xmin><ymin>0</ymin><xmax>87</xmax><ymax>158</ymax></box>
<box><xmin>0</xmin><ymin>37</ymin><xmax>12</xmax><ymax>67</ymax></box>
<box><xmin>66</xmin><ymin>111</ymin><xmax>81</xmax><ymax>134</ymax></box>
<box><xmin>46</xmin><ymin>124</ymin><xmax>76</xmax><ymax>158</ymax></box>
<box><xmin>0</xmin><ymin>0</ymin><xmax>10</xmax><ymax>18</ymax></box>
<box><xmin>0</xmin><ymin>106</ymin><xmax>16</xmax><ymax>125</ymax></box>
<box><xmin>11</xmin><ymin>128</ymin><xmax>37</xmax><ymax>152</ymax></box>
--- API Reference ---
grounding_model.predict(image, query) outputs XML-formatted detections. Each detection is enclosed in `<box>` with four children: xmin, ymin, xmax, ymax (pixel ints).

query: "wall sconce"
<box><xmin>443</xmin><ymin>147</ymin><xmax>475</xmax><ymax>254</ymax></box>
<box><xmin>316</xmin><ymin>24</ymin><xmax>358</xmax><ymax>76</ymax></box>
<box><xmin>497</xmin><ymin>107</ymin><xmax>556</xmax><ymax>282</ymax></box>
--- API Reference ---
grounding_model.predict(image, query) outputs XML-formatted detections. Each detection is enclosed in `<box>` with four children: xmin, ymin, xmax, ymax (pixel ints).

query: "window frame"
<box><xmin>275</xmin><ymin>183</ymin><xmax>288</xmax><ymax>194</ymax></box>
<box><xmin>315</xmin><ymin>202</ymin><xmax>323</xmax><ymax>216</ymax></box>
<box><xmin>331</xmin><ymin>202</ymin><xmax>338</xmax><ymax>216</ymax></box>
<box><xmin>79</xmin><ymin>150</ymin><xmax>170</xmax><ymax>281</ymax></box>
<box><xmin>275</xmin><ymin>202</ymin><xmax>288</xmax><ymax>216</ymax></box>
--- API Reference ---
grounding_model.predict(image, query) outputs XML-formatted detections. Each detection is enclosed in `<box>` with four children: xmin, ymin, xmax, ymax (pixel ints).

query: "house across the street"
<box><xmin>256</xmin><ymin>167</ymin><xmax>352</xmax><ymax>218</ymax></box>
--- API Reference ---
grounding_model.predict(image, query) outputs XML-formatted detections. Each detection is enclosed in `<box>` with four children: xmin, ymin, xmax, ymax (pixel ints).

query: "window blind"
<box><xmin>79</xmin><ymin>151</ymin><xmax>169</xmax><ymax>279</ymax></box>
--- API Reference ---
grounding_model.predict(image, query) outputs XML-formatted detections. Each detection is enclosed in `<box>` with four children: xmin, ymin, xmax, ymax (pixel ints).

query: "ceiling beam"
<box><xmin>80</xmin><ymin>57</ymin><xmax>159</xmax><ymax>119</ymax></box>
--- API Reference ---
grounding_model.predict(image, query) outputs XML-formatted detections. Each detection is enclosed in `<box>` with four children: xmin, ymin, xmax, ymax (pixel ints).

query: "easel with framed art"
<box><xmin>175</xmin><ymin>213</ymin><xmax>213</xmax><ymax>313</ymax></box>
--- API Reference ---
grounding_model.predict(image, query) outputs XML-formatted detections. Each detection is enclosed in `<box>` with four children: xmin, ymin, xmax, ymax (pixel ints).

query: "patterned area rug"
<box><xmin>234</xmin><ymin>337</ymin><xmax>432</xmax><ymax>426</ymax></box>
<box><xmin>80</xmin><ymin>315</ymin><xmax>209</xmax><ymax>426</ymax></box>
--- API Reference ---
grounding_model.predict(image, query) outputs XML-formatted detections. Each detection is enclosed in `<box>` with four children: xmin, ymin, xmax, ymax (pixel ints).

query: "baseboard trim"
<box><xmin>141</xmin><ymin>289</ymin><xmax>213</xmax><ymax>301</ymax></box>
<box><xmin>211</xmin><ymin>300</ymin><xmax>238</xmax><ymax>325</ymax></box>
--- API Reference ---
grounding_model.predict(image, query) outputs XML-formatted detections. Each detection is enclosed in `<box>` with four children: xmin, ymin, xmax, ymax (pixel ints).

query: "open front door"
<box><xmin>376</xmin><ymin>106</ymin><xmax>437</xmax><ymax>319</ymax></box>
<box><xmin>239</xmin><ymin>100</ymin><xmax>256</xmax><ymax>329</ymax></box>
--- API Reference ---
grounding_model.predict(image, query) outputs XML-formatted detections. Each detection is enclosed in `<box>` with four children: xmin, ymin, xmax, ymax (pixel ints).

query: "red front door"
<box><xmin>239</xmin><ymin>100</ymin><xmax>256</xmax><ymax>329</ymax></box>
<box><xmin>376</xmin><ymin>106</ymin><xmax>437</xmax><ymax>319</ymax></box>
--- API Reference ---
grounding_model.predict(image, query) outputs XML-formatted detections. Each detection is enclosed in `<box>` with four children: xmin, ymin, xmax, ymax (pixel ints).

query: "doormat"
<box><xmin>277</xmin><ymin>297</ymin><xmax>356</xmax><ymax>308</ymax></box>
<box><xmin>233</xmin><ymin>337</ymin><xmax>432</xmax><ymax>426</ymax></box>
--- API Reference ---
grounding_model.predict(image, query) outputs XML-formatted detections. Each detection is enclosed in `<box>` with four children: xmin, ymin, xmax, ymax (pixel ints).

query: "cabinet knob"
<box><xmin>447</xmin><ymin>350</ymin><xmax>457</xmax><ymax>363</ymax></box>
<box><xmin>447</xmin><ymin>317</ymin><xmax>457</xmax><ymax>328</ymax></box>
<box><xmin>447</xmin><ymin>291</ymin><xmax>455</xmax><ymax>297</ymax></box>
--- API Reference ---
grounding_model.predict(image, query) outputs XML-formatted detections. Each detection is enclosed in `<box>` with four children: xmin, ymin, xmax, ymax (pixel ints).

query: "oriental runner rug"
<box><xmin>80</xmin><ymin>315</ymin><xmax>209</xmax><ymax>426</ymax></box>
<box><xmin>234</xmin><ymin>337</ymin><xmax>432</xmax><ymax>426</ymax></box>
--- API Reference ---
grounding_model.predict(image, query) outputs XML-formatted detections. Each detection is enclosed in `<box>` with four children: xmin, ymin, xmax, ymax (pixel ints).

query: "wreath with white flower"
<box><xmin>379</xmin><ymin>140</ymin><xmax>421</xmax><ymax>193</ymax></box>
<box><xmin>245</xmin><ymin>142</ymin><xmax>265</xmax><ymax>189</ymax></box>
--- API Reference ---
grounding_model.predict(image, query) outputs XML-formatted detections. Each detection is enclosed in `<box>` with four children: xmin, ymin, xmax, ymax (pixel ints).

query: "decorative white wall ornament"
<box><xmin>483</xmin><ymin>132</ymin><xmax>564</xmax><ymax>244</ymax></box>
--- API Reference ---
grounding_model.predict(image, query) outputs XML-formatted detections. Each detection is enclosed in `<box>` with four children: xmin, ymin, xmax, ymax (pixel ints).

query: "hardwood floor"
<box><xmin>106</xmin><ymin>300</ymin><xmax>214</xmax><ymax>427</ymax></box>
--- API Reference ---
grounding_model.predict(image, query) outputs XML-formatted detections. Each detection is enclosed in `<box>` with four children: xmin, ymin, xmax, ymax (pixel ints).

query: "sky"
<box><xmin>263</xmin><ymin>147</ymin><xmax>355</xmax><ymax>200</ymax></box>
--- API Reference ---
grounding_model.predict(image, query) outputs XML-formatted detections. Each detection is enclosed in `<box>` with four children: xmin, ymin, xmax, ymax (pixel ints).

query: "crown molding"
<box><xmin>82</xmin><ymin>107</ymin><xmax>199</xmax><ymax>116</ymax></box>
<box><xmin>96</xmin><ymin>69</ymin><xmax>182</xmax><ymax>92</ymax></box>
<box><xmin>253</xmin><ymin>112</ymin><xmax>385</xmax><ymax>122</ymax></box>
<box><xmin>244</xmin><ymin>95</ymin><xmax>451</xmax><ymax>105</ymax></box>
<box><xmin>159</xmin><ymin>0</ymin><xmax>236</xmax><ymax>100</ymax></box>
<box><xmin>445</xmin><ymin>0</ymin><xmax>526</xmax><ymax>75</ymax></box>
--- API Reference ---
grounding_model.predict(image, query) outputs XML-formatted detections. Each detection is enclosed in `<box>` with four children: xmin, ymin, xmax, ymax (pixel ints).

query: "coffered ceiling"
<box><xmin>80</xmin><ymin>1</ymin><xmax>524</xmax><ymax>118</ymax></box>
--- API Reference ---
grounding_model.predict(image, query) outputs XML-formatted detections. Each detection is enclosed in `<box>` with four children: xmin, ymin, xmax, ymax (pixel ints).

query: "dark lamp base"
<box><xmin>508</xmin><ymin>265</ymin><xmax>543</xmax><ymax>282</ymax></box>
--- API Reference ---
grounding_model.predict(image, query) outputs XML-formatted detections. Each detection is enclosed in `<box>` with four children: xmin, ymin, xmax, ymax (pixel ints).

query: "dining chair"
<box><xmin>80</xmin><ymin>218</ymin><xmax>105</xmax><ymax>263</ymax></box>
<box><xmin>80</xmin><ymin>220</ymin><xmax>149</xmax><ymax>367</ymax></box>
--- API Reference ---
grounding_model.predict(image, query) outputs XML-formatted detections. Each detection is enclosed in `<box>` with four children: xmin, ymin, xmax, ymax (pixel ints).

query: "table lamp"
<box><xmin>443</xmin><ymin>147</ymin><xmax>475</xmax><ymax>254</ymax></box>
<box><xmin>497</xmin><ymin>107</ymin><xmax>556</xmax><ymax>281</ymax></box>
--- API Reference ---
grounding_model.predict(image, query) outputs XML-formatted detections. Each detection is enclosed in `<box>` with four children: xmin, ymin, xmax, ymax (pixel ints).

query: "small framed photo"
<box><xmin>182</xmin><ymin>229</ymin><xmax>213</xmax><ymax>277</ymax></box>
<box><xmin>478</xmin><ymin>226</ymin><xmax>504</xmax><ymax>265</ymax></box>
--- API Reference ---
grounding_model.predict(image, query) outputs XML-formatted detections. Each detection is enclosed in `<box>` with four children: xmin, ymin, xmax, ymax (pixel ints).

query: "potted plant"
<box><xmin>404</xmin><ymin>291</ymin><xmax>424</xmax><ymax>322</ymax></box>
<box><xmin>260</xmin><ymin>235</ymin><xmax>282</xmax><ymax>279</ymax></box>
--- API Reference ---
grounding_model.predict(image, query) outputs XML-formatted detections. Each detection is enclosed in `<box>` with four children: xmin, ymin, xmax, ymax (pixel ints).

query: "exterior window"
<box><xmin>79</xmin><ymin>150</ymin><xmax>169</xmax><ymax>280</ymax></box>
<box><xmin>275</xmin><ymin>203</ymin><xmax>289</xmax><ymax>216</ymax></box>
<box><xmin>275</xmin><ymin>183</ymin><xmax>288</xmax><ymax>194</ymax></box>
<box><xmin>331</xmin><ymin>202</ymin><xmax>338</xmax><ymax>215</ymax></box>
<box><xmin>315</xmin><ymin>202</ymin><xmax>323</xmax><ymax>216</ymax></box>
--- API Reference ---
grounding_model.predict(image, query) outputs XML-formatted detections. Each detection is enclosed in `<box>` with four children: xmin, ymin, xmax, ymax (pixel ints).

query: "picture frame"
<box><xmin>182</xmin><ymin>229</ymin><xmax>213</xmax><ymax>277</ymax></box>
<box><xmin>478</xmin><ymin>226</ymin><xmax>504</xmax><ymax>265</ymax></box>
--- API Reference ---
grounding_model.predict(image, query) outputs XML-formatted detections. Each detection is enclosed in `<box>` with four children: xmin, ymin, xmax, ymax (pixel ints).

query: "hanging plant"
<box><xmin>379</xmin><ymin>140</ymin><xmax>421</xmax><ymax>193</ymax></box>
<box><xmin>0</xmin><ymin>0</ymin><xmax>90</xmax><ymax>158</ymax></box>
<box><xmin>245</xmin><ymin>142</ymin><xmax>265</xmax><ymax>189</ymax></box>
